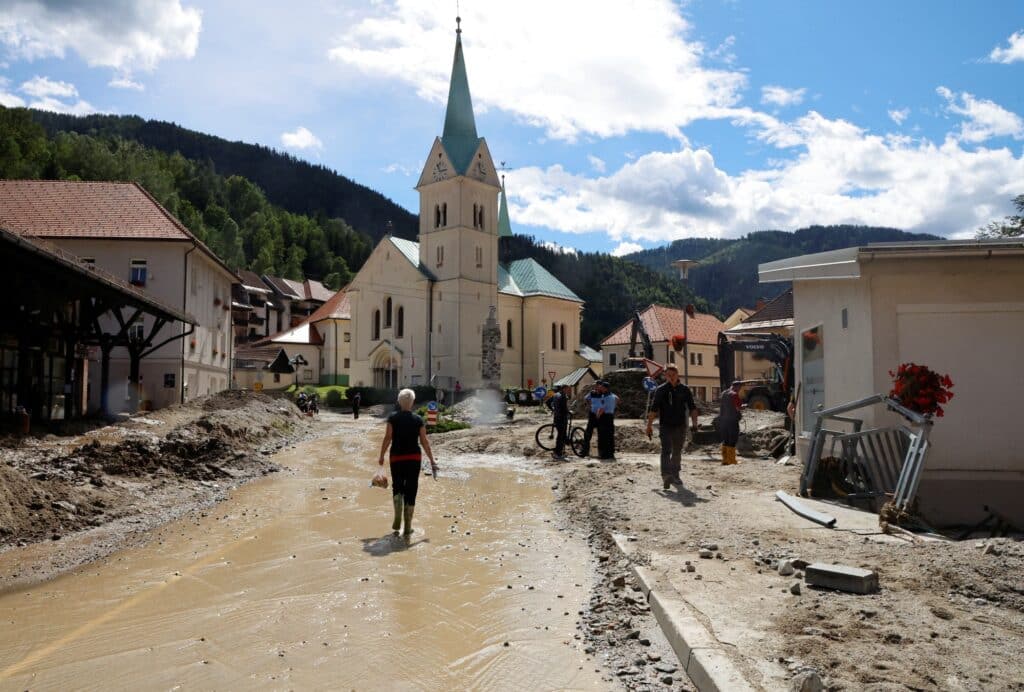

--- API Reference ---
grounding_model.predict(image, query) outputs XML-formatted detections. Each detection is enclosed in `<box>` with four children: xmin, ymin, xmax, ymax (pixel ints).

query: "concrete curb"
<box><xmin>612</xmin><ymin>534</ymin><xmax>758</xmax><ymax>692</ymax></box>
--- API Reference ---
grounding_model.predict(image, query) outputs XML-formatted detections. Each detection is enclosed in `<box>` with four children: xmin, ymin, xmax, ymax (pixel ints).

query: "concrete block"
<box><xmin>805</xmin><ymin>562</ymin><xmax>879</xmax><ymax>594</ymax></box>
<box><xmin>648</xmin><ymin>591</ymin><xmax>716</xmax><ymax>665</ymax></box>
<box><xmin>686</xmin><ymin>647</ymin><xmax>757</xmax><ymax>692</ymax></box>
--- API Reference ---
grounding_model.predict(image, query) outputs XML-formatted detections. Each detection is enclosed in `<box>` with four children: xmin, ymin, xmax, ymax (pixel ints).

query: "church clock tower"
<box><xmin>415</xmin><ymin>17</ymin><xmax>502</xmax><ymax>388</ymax></box>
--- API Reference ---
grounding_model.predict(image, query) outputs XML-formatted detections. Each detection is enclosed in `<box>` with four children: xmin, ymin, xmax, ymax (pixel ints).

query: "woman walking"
<box><xmin>377</xmin><ymin>389</ymin><xmax>438</xmax><ymax>537</ymax></box>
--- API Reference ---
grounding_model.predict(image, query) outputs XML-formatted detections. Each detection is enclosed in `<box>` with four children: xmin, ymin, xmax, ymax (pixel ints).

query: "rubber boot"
<box><xmin>402</xmin><ymin>505</ymin><xmax>415</xmax><ymax>537</ymax></box>
<box><xmin>392</xmin><ymin>495</ymin><xmax>404</xmax><ymax>534</ymax></box>
<box><xmin>720</xmin><ymin>445</ymin><xmax>729</xmax><ymax>465</ymax></box>
<box><xmin>725</xmin><ymin>446</ymin><xmax>738</xmax><ymax>465</ymax></box>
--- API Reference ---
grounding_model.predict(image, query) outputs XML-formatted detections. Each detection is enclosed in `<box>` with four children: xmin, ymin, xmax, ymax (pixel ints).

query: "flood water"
<box><xmin>0</xmin><ymin>416</ymin><xmax>607</xmax><ymax>690</ymax></box>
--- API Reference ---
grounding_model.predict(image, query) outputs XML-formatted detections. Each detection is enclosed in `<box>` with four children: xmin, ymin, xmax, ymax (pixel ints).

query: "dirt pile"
<box><xmin>0</xmin><ymin>391</ymin><xmax>310</xmax><ymax>557</ymax></box>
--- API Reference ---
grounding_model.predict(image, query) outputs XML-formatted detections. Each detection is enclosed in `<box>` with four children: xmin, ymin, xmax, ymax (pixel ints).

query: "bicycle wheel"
<box><xmin>535</xmin><ymin>424</ymin><xmax>558</xmax><ymax>451</ymax></box>
<box><xmin>570</xmin><ymin>426</ymin><xmax>586</xmax><ymax>457</ymax></box>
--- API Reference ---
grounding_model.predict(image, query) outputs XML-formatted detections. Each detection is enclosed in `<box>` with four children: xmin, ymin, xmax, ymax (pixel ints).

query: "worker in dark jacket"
<box><xmin>550</xmin><ymin>384</ymin><xmax>572</xmax><ymax>460</ymax></box>
<box><xmin>580</xmin><ymin>382</ymin><xmax>604</xmax><ymax>458</ymax></box>
<box><xmin>647</xmin><ymin>365</ymin><xmax>699</xmax><ymax>488</ymax></box>
<box><xmin>719</xmin><ymin>380</ymin><xmax>743</xmax><ymax>465</ymax></box>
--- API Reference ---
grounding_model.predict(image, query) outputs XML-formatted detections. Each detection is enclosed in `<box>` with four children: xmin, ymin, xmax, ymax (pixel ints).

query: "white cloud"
<box><xmin>383</xmin><ymin>162</ymin><xmax>416</xmax><ymax>176</ymax></box>
<box><xmin>329</xmin><ymin>0</ymin><xmax>746</xmax><ymax>141</ymax></box>
<box><xmin>611</xmin><ymin>242</ymin><xmax>643</xmax><ymax>257</ymax></box>
<box><xmin>506</xmin><ymin>109</ymin><xmax>1024</xmax><ymax>243</ymax></box>
<box><xmin>0</xmin><ymin>0</ymin><xmax>201</xmax><ymax>75</ymax></box>
<box><xmin>280</xmin><ymin>126</ymin><xmax>323</xmax><ymax>150</ymax></box>
<box><xmin>0</xmin><ymin>76</ymin><xmax>25</xmax><ymax>106</ymax></box>
<box><xmin>989</xmin><ymin>30</ymin><xmax>1024</xmax><ymax>64</ymax></box>
<box><xmin>108</xmin><ymin>76</ymin><xmax>144</xmax><ymax>91</ymax></box>
<box><xmin>937</xmin><ymin>86</ymin><xmax>1024</xmax><ymax>142</ymax></box>
<box><xmin>760</xmin><ymin>85</ymin><xmax>806</xmax><ymax>107</ymax></box>
<box><xmin>888</xmin><ymin>107</ymin><xmax>910</xmax><ymax>125</ymax></box>
<box><xmin>21</xmin><ymin>75</ymin><xmax>76</xmax><ymax>99</ymax></box>
<box><xmin>16</xmin><ymin>75</ymin><xmax>95</xmax><ymax>114</ymax></box>
<box><xmin>587</xmin><ymin>154</ymin><xmax>606</xmax><ymax>173</ymax></box>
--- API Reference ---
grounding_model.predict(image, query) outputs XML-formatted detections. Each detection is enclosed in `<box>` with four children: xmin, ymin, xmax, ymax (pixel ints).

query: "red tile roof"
<box><xmin>0</xmin><ymin>180</ymin><xmax>237</xmax><ymax>279</ymax></box>
<box><xmin>308</xmin><ymin>290</ymin><xmax>350</xmax><ymax>322</ymax></box>
<box><xmin>0</xmin><ymin>180</ymin><xmax>193</xmax><ymax>240</ymax></box>
<box><xmin>601</xmin><ymin>304</ymin><xmax>726</xmax><ymax>347</ymax></box>
<box><xmin>740</xmin><ymin>289</ymin><xmax>793</xmax><ymax>325</ymax></box>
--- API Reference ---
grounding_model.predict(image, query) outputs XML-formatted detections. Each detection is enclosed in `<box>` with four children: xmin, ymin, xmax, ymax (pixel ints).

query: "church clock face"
<box><xmin>432</xmin><ymin>161</ymin><xmax>449</xmax><ymax>181</ymax></box>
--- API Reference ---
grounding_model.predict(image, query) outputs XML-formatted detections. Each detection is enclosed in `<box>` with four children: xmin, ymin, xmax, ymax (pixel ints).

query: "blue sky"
<box><xmin>1</xmin><ymin>1</ymin><xmax>1022</xmax><ymax>255</ymax></box>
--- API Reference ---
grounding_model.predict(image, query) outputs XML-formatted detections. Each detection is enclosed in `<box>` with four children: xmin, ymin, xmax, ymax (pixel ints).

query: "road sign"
<box><xmin>533</xmin><ymin>386</ymin><xmax>546</xmax><ymax>400</ymax></box>
<box><xmin>643</xmin><ymin>377</ymin><xmax>658</xmax><ymax>393</ymax></box>
<box><xmin>548</xmin><ymin>370</ymin><xmax>556</xmax><ymax>382</ymax></box>
<box><xmin>427</xmin><ymin>410</ymin><xmax>438</xmax><ymax>426</ymax></box>
<box><xmin>427</xmin><ymin>401</ymin><xmax>438</xmax><ymax>412</ymax></box>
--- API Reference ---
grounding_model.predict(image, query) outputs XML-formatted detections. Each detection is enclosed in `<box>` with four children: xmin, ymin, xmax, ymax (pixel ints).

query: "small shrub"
<box><xmin>325</xmin><ymin>389</ymin><xmax>344</xmax><ymax>408</ymax></box>
<box><xmin>426</xmin><ymin>419</ymin><xmax>471</xmax><ymax>434</ymax></box>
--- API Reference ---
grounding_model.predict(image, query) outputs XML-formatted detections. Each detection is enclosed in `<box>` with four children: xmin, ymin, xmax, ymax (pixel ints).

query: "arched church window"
<box><xmin>506</xmin><ymin>320</ymin><xmax>513</xmax><ymax>348</ymax></box>
<box><xmin>477</xmin><ymin>206</ymin><xmax>484</xmax><ymax>230</ymax></box>
<box><xmin>385</xmin><ymin>297</ymin><xmax>392</xmax><ymax>327</ymax></box>
<box><xmin>442</xmin><ymin>203</ymin><xmax>448</xmax><ymax>226</ymax></box>
<box><xmin>434</xmin><ymin>205</ymin><xmax>441</xmax><ymax>229</ymax></box>
<box><xmin>560</xmin><ymin>323</ymin><xmax>566</xmax><ymax>351</ymax></box>
<box><xmin>475</xmin><ymin>246</ymin><xmax>483</xmax><ymax>268</ymax></box>
<box><xmin>551</xmin><ymin>323</ymin><xmax>557</xmax><ymax>350</ymax></box>
<box><xmin>472</xmin><ymin>203</ymin><xmax>478</xmax><ymax>229</ymax></box>
<box><xmin>396</xmin><ymin>306</ymin><xmax>404</xmax><ymax>338</ymax></box>
<box><xmin>372</xmin><ymin>310</ymin><xmax>381</xmax><ymax>340</ymax></box>
<box><xmin>436</xmin><ymin>245</ymin><xmax>444</xmax><ymax>267</ymax></box>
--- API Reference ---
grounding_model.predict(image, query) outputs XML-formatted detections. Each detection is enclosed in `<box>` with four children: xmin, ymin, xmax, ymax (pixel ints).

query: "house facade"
<box><xmin>344</xmin><ymin>22</ymin><xmax>583</xmax><ymax>391</ymax></box>
<box><xmin>0</xmin><ymin>180</ymin><xmax>235</xmax><ymax>414</ymax></box>
<box><xmin>601</xmin><ymin>305</ymin><xmax>726</xmax><ymax>402</ymax></box>
<box><xmin>760</xmin><ymin>239</ymin><xmax>1024</xmax><ymax>526</ymax></box>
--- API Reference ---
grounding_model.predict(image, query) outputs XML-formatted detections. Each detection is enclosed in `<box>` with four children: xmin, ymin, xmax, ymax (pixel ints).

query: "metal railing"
<box><xmin>800</xmin><ymin>394</ymin><xmax>933</xmax><ymax>512</ymax></box>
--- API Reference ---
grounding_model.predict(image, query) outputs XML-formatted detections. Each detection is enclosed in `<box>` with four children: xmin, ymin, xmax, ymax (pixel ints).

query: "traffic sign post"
<box><xmin>427</xmin><ymin>401</ymin><xmax>438</xmax><ymax>426</ymax></box>
<box><xmin>533</xmin><ymin>386</ymin><xmax>547</xmax><ymax>401</ymax></box>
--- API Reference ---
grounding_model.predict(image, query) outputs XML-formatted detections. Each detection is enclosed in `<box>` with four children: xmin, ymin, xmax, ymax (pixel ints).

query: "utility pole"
<box><xmin>671</xmin><ymin>259</ymin><xmax>700</xmax><ymax>387</ymax></box>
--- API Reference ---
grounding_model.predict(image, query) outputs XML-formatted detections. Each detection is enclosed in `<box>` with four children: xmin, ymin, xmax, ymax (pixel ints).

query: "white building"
<box><xmin>760</xmin><ymin>239</ymin><xmax>1024</xmax><ymax>526</ymax></box>
<box><xmin>0</xmin><ymin>180</ymin><xmax>236</xmax><ymax>413</ymax></box>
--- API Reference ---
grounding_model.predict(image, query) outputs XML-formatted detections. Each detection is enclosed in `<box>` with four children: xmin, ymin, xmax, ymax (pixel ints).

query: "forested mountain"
<box><xmin>502</xmin><ymin>236</ymin><xmax>706</xmax><ymax>346</ymax></box>
<box><xmin>625</xmin><ymin>226</ymin><xmax>942</xmax><ymax>313</ymax></box>
<box><xmin>1</xmin><ymin>107</ymin><xmax>371</xmax><ymax>287</ymax></box>
<box><xmin>1</xmin><ymin>105</ymin><xmax>943</xmax><ymax>345</ymax></box>
<box><xmin>27</xmin><ymin>110</ymin><xmax>418</xmax><ymax>244</ymax></box>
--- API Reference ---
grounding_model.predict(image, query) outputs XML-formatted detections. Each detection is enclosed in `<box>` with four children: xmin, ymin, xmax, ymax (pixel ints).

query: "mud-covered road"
<box><xmin>0</xmin><ymin>414</ymin><xmax>609</xmax><ymax>690</ymax></box>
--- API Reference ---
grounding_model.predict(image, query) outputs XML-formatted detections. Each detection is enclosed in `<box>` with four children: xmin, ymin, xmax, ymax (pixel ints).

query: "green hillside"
<box><xmin>625</xmin><ymin>227</ymin><xmax>942</xmax><ymax>312</ymax></box>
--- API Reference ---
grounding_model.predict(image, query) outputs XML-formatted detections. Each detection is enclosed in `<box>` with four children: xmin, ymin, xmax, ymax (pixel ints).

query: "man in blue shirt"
<box><xmin>579</xmin><ymin>382</ymin><xmax>604</xmax><ymax>458</ymax></box>
<box><xmin>597</xmin><ymin>381</ymin><xmax>619</xmax><ymax>460</ymax></box>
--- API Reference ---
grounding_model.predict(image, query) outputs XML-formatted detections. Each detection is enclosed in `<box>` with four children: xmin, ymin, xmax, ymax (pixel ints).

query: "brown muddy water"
<box><xmin>0</xmin><ymin>417</ymin><xmax>608</xmax><ymax>690</ymax></box>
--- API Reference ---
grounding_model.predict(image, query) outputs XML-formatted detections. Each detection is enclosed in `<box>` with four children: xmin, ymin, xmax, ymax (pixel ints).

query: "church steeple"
<box><xmin>497</xmin><ymin>175</ymin><xmax>512</xmax><ymax>239</ymax></box>
<box><xmin>441</xmin><ymin>16</ymin><xmax>480</xmax><ymax>174</ymax></box>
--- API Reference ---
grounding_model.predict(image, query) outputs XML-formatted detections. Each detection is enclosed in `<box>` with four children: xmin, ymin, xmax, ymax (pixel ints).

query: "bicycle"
<box><xmin>535</xmin><ymin>411</ymin><xmax>587</xmax><ymax>457</ymax></box>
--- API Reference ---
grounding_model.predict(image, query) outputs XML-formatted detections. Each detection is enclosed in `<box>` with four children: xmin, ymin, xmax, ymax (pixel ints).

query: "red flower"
<box><xmin>888</xmin><ymin>362</ymin><xmax>954</xmax><ymax>419</ymax></box>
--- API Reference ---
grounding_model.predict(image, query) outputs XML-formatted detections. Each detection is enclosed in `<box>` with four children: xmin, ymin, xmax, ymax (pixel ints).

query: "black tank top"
<box><xmin>388</xmin><ymin>410</ymin><xmax>424</xmax><ymax>462</ymax></box>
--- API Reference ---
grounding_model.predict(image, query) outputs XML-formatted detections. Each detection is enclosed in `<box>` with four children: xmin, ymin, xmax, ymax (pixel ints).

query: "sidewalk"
<box><xmin>556</xmin><ymin>438</ymin><xmax>1024</xmax><ymax>691</ymax></box>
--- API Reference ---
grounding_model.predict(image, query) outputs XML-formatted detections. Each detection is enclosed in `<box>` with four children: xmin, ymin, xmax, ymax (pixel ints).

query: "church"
<box><xmin>345</xmin><ymin>19</ymin><xmax>584</xmax><ymax>391</ymax></box>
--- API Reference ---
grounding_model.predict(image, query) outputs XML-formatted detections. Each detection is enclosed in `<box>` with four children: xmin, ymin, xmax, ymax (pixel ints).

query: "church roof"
<box><xmin>441</xmin><ymin>20</ymin><xmax>483</xmax><ymax>174</ymax></box>
<box><xmin>499</xmin><ymin>258</ymin><xmax>582</xmax><ymax>303</ymax></box>
<box><xmin>497</xmin><ymin>179</ymin><xmax>513</xmax><ymax>238</ymax></box>
<box><xmin>389</xmin><ymin>236</ymin><xmax>437</xmax><ymax>280</ymax></box>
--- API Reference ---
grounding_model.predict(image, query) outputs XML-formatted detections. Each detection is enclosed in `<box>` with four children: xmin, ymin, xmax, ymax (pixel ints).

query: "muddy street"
<box><xmin>0</xmin><ymin>414</ymin><xmax>608</xmax><ymax>691</ymax></box>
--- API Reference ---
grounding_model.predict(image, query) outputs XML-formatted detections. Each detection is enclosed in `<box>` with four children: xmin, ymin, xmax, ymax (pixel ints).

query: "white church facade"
<box><xmin>345</xmin><ymin>20</ymin><xmax>583</xmax><ymax>391</ymax></box>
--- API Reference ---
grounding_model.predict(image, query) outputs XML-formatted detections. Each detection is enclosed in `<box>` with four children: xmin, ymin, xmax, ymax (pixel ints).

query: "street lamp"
<box><xmin>289</xmin><ymin>353</ymin><xmax>308</xmax><ymax>390</ymax></box>
<box><xmin>671</xmin><ymin>259</ymin><xmax>700</xmax><ymax>386</ymax></box>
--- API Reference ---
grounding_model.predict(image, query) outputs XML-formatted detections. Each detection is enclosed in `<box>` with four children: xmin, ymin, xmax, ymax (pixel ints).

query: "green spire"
<box><xmin>498</xmin><ymin>175</ymin><xmax>512</xmax><ymax>238</ymax></box>
<box><xmin>441</xmin><ymin>16</ymin><xmax>480</xmax><ymax>174</ymax></box>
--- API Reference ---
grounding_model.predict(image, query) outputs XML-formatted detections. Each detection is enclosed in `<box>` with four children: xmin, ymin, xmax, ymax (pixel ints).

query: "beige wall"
<box><xmin>316</xmin><ymin>317</ymin><xmax>352</xmax><ymax>385</ymax></box>
<box><xmin>348</xmin><ymin>241</ymin><xmax>431</xmax><ymax>388</ymax></box>
<box><xmin>55</xmin><ymin>239</ymin><xmax>233</xmax><ymax>413</ymax></box>
<box><xmin>517</xmin><ymin>296</ymin><xmax>582</xmax><ymax>388</ymax></box>
<box><xmin>791</xmin><ymin>255</ymin><xmax>1024</xmax><ymax>525</ymax></box>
